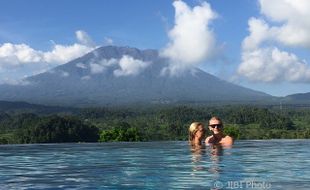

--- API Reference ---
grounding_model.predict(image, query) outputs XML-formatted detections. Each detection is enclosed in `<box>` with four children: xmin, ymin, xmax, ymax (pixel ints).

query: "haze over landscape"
<box><xmin>0</xmin><ymin>0</ymin><xmax>310</xmax><ymax>106</ymax></box>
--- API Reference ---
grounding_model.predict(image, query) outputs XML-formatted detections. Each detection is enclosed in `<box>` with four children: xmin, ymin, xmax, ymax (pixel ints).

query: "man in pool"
<box><xmin>205</xmin><ymin>116</ymin><xmax>233</xmax><ymax>146</ymax></box>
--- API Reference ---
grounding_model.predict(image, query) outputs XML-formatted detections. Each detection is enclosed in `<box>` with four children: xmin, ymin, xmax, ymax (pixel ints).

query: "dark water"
<box><xmin>0</xmin><ymin>140</ymin><xmax>309</xmax><ymax>190</ymax></box>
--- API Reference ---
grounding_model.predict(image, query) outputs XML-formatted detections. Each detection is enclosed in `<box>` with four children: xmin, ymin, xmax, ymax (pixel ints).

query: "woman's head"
<box><xmin>208</xmin><ymin>116</ymin><xmax>223</xmax><ymax>134</ymax></box>
<box><xmin>189</xmin><ymin>122</ymin><xmax>205</xmax><ymax>144</ymax></box>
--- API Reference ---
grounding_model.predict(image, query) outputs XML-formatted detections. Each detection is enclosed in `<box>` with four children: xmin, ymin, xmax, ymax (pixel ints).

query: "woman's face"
<box><xmin>195</xmin><ymin>125</ymin><xmax>206</xmax><ymax>141</ymax></box>
<box><xmin>208</xmin><ymin>119</ymin><xmax>223</xmax><ymax>134</ymax></box>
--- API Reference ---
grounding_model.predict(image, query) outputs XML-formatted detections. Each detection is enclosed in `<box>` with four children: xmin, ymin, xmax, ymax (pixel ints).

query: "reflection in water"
<box><xmin>208</xmin><ymin>144</ymin><xmax>224</xmax><ymax>175</ymax></box>
<box><xmin>190</xmin><ymin>145</ymin><xmax>206</xmax><ymax>172</ymax></box>
<box><xmin>209</xmin><ymin>144</ymin><xmax>224</xmax><ymax>159</ymax></box>
<box><xmin>190</xmin><ymin>144</ymin><xmax>225</xmax><ymax>172</ymax></box>
<box><xmin>190</xmin><ymin>144</ymin><xmax>226</xmax><ymax>172</ymax></box>
<box><xmin>189</xmin><ymin>143</ymin><xmax>235</xmax><ymax>189</ymax></box>
<box><xmin>207</xmin><ymin>144</ymin><xmax>226</xmax><ymax>188</ymax></box>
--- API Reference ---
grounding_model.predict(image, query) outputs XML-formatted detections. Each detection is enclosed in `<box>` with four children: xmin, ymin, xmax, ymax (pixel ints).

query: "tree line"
<box><xmin>0</xmin><ymin>105</ymin><xmax>309</xmax><ymax>144</ymax></box>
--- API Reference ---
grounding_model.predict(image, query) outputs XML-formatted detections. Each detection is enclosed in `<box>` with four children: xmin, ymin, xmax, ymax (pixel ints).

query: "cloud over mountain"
<box><xmin>113</xmin><ymin>55</ymin><xmax>151</xmax><ymax>77</ymax></box>
<box><xmin>0</xmin><ymin>30</ymin><xmax>95</xmax><ymax>84</ymax></box>
<box><xmin>84</xmin><ymin>55</ymin><xmax>151</xmax><ymax>77</ymax></box>
<box><xmin>238</xmin><ymin>0</ymin><xmax>310</xmax><ymax>83</ymax></box>
<box><xmin>76</xmin><ymin>30</ymin><xmax>96</xmax><ymax>47</ymax></box>
<box><xmin>89</xmin><ymin>58</ymin><xmax>117</xmax><ymax>74</ymax></box>
<box><xmin>160</xmin><ymin>0</ymin><xmax>217</xmax><ymax>75</ymax></box>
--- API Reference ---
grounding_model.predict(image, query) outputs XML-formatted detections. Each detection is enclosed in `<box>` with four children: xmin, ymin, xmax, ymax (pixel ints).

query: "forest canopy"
<box><xmin>0</xmin><ymin>105</ymin><xmax>309</xmax><ymax>144</ymax></box>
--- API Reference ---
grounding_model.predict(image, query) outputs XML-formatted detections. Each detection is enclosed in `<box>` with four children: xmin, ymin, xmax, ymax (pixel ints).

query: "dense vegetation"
<box><xmin>0</xmin><ymin>104</ymin><xmax>310</xmax><ymax>144</ymax></box>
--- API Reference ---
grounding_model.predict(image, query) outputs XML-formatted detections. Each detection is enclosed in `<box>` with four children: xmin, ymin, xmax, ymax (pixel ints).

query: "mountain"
<box><xmin>0</xmin><ymin>46</ymin><xmax>272</xmax><ymax>107</ymax></box>
<box><xmin>283</xmin><ymin>92</ymin><xmax>310</xmax><ymax>104</ymax></box>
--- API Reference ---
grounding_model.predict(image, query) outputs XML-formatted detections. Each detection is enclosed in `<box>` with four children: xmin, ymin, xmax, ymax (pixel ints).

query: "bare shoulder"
<box><xmin>224</xmin><ymin>135</ymin><xmax>233</xmax><ymax>141</ymax></box>
<box><xmin>222</xmin><ymin>135</ymin><xmax>234</xmax><ymax>145</ymax></box>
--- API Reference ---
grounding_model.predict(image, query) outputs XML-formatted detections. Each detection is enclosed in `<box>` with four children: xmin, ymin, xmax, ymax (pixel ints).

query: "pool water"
<box><xmin>0</xmin><ymin>140</ymin><xmax>309</xmax><ymax>189</ymax></box>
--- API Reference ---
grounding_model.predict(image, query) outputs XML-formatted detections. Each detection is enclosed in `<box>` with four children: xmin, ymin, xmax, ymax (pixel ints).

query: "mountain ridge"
<box><xmin>282</xmin><ymin>92</ymin><xmax>310</xmax><ymax>104</ymax></box>
<box><xmin>0</xmin><ymin>46</ymin><xmax>272</xmax><ymax>107</ymax></box>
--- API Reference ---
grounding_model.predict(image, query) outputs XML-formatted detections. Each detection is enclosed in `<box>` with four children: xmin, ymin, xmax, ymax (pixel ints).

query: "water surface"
<box><xmin>0</xmin><ymin>140</ymin><xmax>309</xmax><ymax>189</ymax></box>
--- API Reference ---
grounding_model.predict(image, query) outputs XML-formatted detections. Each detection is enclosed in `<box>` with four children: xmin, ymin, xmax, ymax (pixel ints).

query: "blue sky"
<box><xmin>0</xmin><ymin>0</ymin><xmax>310</xmax><ymax>96</ymax></box>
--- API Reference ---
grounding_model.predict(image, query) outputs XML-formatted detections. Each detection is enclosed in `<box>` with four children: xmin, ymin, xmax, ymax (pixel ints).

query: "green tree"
<box><xmin>15</xmin><ymin>115</ymin><xmax>99</xmax><ymax>143</ymax></box>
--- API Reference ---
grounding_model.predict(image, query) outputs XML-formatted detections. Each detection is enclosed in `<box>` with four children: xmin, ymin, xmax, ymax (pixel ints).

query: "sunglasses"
<box><xmin>209</xmin><ymin>124</ymin><xmax>222</xmax><ymax>128</ymax></box>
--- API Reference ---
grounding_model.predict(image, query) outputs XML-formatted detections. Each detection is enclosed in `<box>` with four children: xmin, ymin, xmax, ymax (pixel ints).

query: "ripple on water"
<box><xmin>0</xmin><ymin>140</ymin><xmax>310</xmax><ymax>189</ymax></box>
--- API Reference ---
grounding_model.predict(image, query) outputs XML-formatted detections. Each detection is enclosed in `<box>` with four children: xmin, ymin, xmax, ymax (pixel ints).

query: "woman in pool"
<box><xmin>205</xmin><ymin>116</ymin><xmax>233</xmax><ymax>146</ymax></box>
<box><xmin>188</xmin><ymin>122</ymin><xmax>206</xmax><ymax>146</ymax></box>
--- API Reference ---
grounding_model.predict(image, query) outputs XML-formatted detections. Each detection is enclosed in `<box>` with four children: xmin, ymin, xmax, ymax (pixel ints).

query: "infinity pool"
<box><xmin>0</xmin><ymin>140</ymin><xmax>309</xmax><ymax>189</ymax></box>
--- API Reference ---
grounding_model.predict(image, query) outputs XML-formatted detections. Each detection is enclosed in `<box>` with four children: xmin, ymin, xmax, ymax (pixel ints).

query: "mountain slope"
<box><xmin>0</xmin><ymin>46</ymin><xmax>271</xmax><ymax>106</ymax></box>
<box><xmin>283</xmin><ymin>92</ymin><xmax>310</xmax><ymax>104</ymax></box>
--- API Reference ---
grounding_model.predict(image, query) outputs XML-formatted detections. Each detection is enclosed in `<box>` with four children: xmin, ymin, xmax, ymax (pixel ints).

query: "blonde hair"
<box><xmin>188</xmin><ymin>122</ymin><xmax>204</xmax><ymax>142</ymax></box>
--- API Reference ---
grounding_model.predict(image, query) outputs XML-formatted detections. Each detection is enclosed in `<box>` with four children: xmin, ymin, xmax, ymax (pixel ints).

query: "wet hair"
<box><xmin>188</xmin><ymin>122</ymin><xmax>204</xmax><ymax>142</ymax></box>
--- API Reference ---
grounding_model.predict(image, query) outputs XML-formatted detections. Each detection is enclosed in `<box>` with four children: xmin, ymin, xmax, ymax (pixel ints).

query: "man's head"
<box><xmin>208</xmin><ymin>116</ymin><xmax>223</xmax><ymax>134</ymax></box>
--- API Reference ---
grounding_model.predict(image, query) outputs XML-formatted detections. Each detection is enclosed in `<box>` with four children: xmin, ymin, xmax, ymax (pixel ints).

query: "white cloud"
<box><xmin>76</xmin><ymin>63</ymin><xmax>87</xmax><ymax>69</ymax></box>
<box><xmin>238</xmin><ymin>47</ymin><xmax>310</xmax><ymax>82</ymax></box>
<box><xmin>90</xmin><ymin>63</ymin><xmax>105</xmax><ymax>74</ymax></box>
<box><xmin>90</xmin><ymin>58</ymin><xmax>118</xmax><ymax>74</ymax></box>
<box><xmin>88</xmin><ymin>56</ymin><xmax>150</xmax><ymax>77</ymax></box>
<box><xmin>160</xmin><ymin>0</ymin><xmax>217</xmax><ymax>75</ymax></box>
<box><xmin>238</xmin><ymin>0</ymin><xmax>310</xmax><ymax>83</ymax></box>
<box><xmin>76</xmin><ymin>30</ymin><xmax>96</xmax><ymax>47</ymax></box>
<box><xmin>242</xmin><ymin>18</ymin><xmax>270</xmax><ymax>51</ymax></box>
<box><xmin>0</xmin><ymin>31</ymin><xmax>94</xmax><ymax>66</ymax></box>
<box><xmin>0</xmin><ymin>43</ymin><xmax>43</xmax><ymax>68</ymax></box>
<box><xmin>0</xmin><ymin>30</ymin><xmax>95</xmax><ymax>84</ymax></box>
<box><xmin>259</xmin><ymin>0</ymin><xmax>310</xmax><ymax>48</ymax></box>
<box><xmin>104</xmin><ymin>37</ymin><xmax>114</xmax><ymax>45</ymax></box>
<box><xmin>43</xmin><ymin>30</ymin><xmax>95</xmax><ymax>64</ymax></box>
<box><xmin>81</xmin><ymin>75</ymin><xmax>91</xmax><ymax>80</ymax></box>
<box><xmin>114</xmin><ymin>55</ymin><xmax>150</xmax><ymax>77</ymax></box>
<box><xmin>100</xmin><ymin>58</ymin><xmax>118</xmax><ymax>67</ymax></box>
<box><xmin>43</xmin><ymin>43</ymin><xmax>92</xmax><ymax>63</ymax></box>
